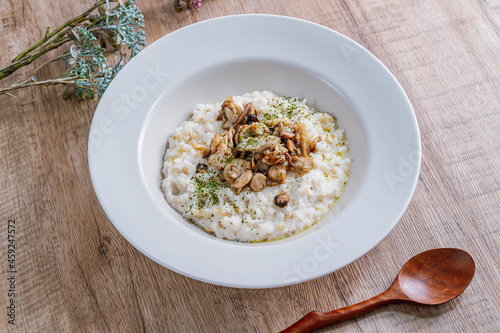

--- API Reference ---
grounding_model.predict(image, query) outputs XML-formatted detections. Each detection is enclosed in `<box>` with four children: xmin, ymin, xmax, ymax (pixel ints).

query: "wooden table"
<box><xmin>1</xmin><ymin>0</ymin><xmax>499</xmax><ymax>332</ymax></box>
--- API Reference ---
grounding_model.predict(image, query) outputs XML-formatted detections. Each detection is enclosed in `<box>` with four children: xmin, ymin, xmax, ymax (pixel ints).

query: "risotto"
<box><xmin>161</xmin><ymin>91</ymin><xmax>350</xmax><ymax>242</ymax></box>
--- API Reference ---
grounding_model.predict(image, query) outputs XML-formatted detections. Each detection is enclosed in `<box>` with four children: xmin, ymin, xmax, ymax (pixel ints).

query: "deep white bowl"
<box><xmin>88</xmin><ymin>14</ymin><xmax>420</xmax><ymax>288</ymax></box>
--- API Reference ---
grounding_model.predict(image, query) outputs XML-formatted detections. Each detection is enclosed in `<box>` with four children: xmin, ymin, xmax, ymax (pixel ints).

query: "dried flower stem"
<box><xmin>0</xmin><ymin>77</ymin><xmax>85</xmax><ymax>94</ymax></box>
<box><xmin>0</xmin><ymin>0</ymin><xmax>145</xmax><ymax>100</ymax></box>
<box><xmin>0</xmin><ymin>2</ymin><xmax>104</xmax><ymax>81</ymax></box>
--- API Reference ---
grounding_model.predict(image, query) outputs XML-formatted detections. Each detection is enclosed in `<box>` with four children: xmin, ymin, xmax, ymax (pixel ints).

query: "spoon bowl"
<box><xmin>282</xmin><ymin>248</ymin><xmax>475</xmax><ymax>333</ymax></box>
<box><xmin>397</xmin><ymin>248</ymin><xmax>475</xmax><ymax>305</ymax></box>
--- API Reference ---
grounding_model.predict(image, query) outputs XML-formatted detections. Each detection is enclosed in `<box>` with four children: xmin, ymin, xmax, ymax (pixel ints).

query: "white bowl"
<box><xmin>88</xmin><ymin>14</ymin><xmax>420</xmax><ymax>288</ymax></box>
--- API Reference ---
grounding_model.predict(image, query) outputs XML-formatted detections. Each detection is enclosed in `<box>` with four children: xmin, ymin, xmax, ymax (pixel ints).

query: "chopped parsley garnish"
<box><xmin>188</xmin><ymin>170</ymin><xmax>228</xmax><ymax>211</ymax></box>
<box><xmin>264</xmin><ymin>96</ymin><xmax>317</xmax><ymax>122</ymax></box>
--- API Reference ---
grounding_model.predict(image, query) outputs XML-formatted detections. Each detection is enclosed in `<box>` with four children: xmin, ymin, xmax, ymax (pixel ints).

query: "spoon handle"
<box><xmin>280</xmin><ymin>290</ymin><xmax>397</xmax><ymax>333</ymax></box>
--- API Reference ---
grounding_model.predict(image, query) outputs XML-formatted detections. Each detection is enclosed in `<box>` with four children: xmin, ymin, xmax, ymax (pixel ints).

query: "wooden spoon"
<box><xmin>281</xmin><ymin>248</ymin><xmax>475</xmax><ymax>333</ymax></box>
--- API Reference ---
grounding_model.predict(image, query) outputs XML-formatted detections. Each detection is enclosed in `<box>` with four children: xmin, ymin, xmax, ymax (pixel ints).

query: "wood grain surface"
<box><xmin>1</xmin><ymin>0</ymin><xmax>499</xmax><ymax>332</ymax></box>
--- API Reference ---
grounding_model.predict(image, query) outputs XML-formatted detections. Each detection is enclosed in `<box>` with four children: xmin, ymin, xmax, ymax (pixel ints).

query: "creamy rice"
<box><xmin>161</xmin><ymin>91</ymin><xmax>350</xmax><ymax>242</ymax></box>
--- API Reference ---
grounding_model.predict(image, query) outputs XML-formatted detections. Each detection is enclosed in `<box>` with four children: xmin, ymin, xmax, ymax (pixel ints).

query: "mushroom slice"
<box><xmin>235</xmin><ymin>102</ymin><xmax>258</xmax><ymax>126</ymax></box>
<box><xmin>293</xmin><ymin>123</ymin><xmax>310</xmax><ymax>156</ymax></box>
<box><xmin>261</xmin><ymin>144</ymin><xmax>288</xmax><ymax>165</ymax></box>
<box><xmin>209</xmin><ymin>133</ymin><xmax>221</xmax><ymax>155</ymax></box>
<box><xmin>290</xmin><ymin>156</ymin><xmax>314</xmax><ymax>174</ymax></box>
<box><xmin>191</xmin><ymin>142</ymin><xmax>210</xmax><ymax>157</ymax></box>
<box><xmin>207</xmin><ymin>143</ymin><xmax>233</xmax><ymax>169</ymax></box>
<box><xmin>232</xmin><ymin>170</ymin><xmax>253</xmax><ymax>191</ymax></box>
<box><xmin>256</xmin><ymin>160</ymin><xmax>270</xmax><ymax>173</ymax></box>
<box><xmin>218</xmin><ymin>97</ymin><xmax>244</xmax><ymax>129</ymax></box>
<box><xmin>196</xmin><ymin>163</ymin><xmax>208</xmax><ymax>174</ymax></box>
<box><xmin>249</xmin><ymin>172</ymin><xmax>267</xmax><ymax>192</ymax></box>
<box><xmin>294</xmin><ymin>123</ymin><xmax>308</xmax><ymax>137</ymax></box>
<box><xmin>277</xmin><ymin>121</ymin><xmax>284</xmax><ymax>135</ymax></box>
<box><xmin>245</xmin><ymin>102</ymin><xmax>257</xmax><ymax>116</ymax></box>
<box><xmin>220</xmin><ymin>110</ymin><xmax>236</xmax><ymax>129</ymax></box>
<box><xmin>274</xmin><ymin>192</ymin><xmax>290</xmax><ymax>207</ymax></box>
<box><xmin>267</xmin><ymin>179</ymin><xmax>283</xmax><ymax>187</ymax></box>
<box><xmin>310</xmin><ymin>136</ymin><xmax>322</xmax><ymax>153</ymax></box>
<box><xmin>224</xmin><ymin>126</ymin><xmax>235</xmax><ymax>149</ymax></box>
<box><xmin>250</xmin><ymin>154</ymin><xmax>258</xmax><ymax>171</ymax></box>
<box><xmin>224</xmin><ymin>164</ymin><xmax>241</xmax><ymax>183</ymax></box>
<box><xmin>223</xmin><ymin>159</ymin><xmax>251</xmax><ymax>184</ymax></box>
<box><xmin>268</xmin><ymin>164</ymin><xmax>287</xmax><ymax>182</ymax></box>
<box><xmin>286</xmin><ymin>139</ymin><xmax>300</xmax><ymax>156</ymax></box>
<box><xmin>281</xmin><ymin>131</ymin><xmax>295</xmax><ymax>140</ymax></box>
<box><xmin>300</xmin><ymin>139</ymin><xmax>309</xmax><ymax>157</ymax></box>
<box><xmin>223</xmin><ymin>106</ymin><xmax>239</xmax><ymax>123</ymax></box>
